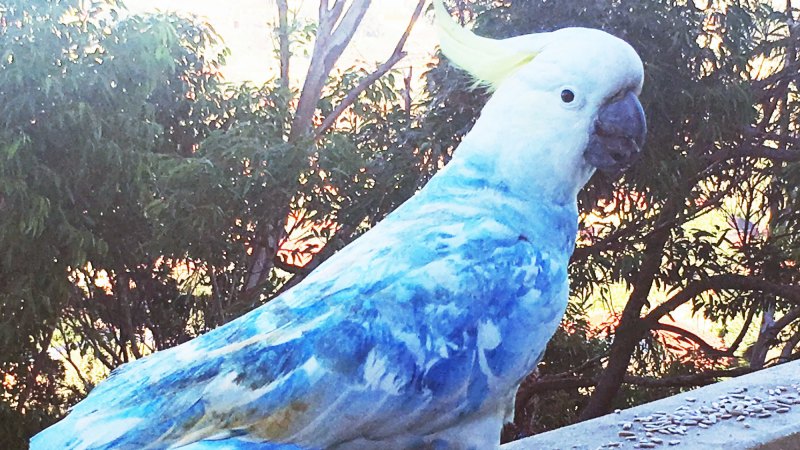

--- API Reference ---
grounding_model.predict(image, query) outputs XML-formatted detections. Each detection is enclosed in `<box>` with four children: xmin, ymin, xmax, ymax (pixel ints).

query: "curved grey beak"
<box><xmin>584</xmin><ymin>91</ymin><xmax>647</xmax><ymax>174</ymax></box>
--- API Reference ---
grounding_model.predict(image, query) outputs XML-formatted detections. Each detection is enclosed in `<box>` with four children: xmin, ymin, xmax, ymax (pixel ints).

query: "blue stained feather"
<box><xmin>179</xmin><ymin>439</ymin><xmax>307</xmax><ymax>450</ymax></box>
<box><xmin>31</xmin><ymin>157</ymin><xmax>579</xmax><ymax>450</ymax></box>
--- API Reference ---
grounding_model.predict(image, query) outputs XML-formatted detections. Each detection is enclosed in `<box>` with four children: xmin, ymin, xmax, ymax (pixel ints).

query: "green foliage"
<box><xmin>0</xmin><ymin>0</ymin><xmax>229</xmax><ymax>443</ymax></box>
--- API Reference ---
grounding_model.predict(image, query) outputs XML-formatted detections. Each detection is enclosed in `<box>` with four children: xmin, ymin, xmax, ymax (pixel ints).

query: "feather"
<box><xmin>433</xmin><ymin>0</ymin><xmax>541</xmax><ymax>90</ymax></box>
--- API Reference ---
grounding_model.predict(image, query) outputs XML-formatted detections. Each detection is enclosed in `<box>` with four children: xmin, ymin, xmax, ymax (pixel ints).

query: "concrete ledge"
<box><xmin>502</xmin><ymin>361</ymin><xmax>800</xmax><ymax>450</ymax></box>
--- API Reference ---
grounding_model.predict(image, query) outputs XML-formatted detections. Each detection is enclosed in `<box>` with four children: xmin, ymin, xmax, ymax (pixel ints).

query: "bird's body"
<box><xmin>33</xmin><ymin>2</ymin><xmax>646</xmax><ymax>448</ymax></box>
<box><xmin>33</xmin><ymin>156</ymin><xmax>577</xmax><ymax>449</ymax></box>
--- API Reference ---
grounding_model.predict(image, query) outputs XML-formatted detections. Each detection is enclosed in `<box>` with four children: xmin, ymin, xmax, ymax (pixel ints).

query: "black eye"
<box><xmin>561</xmin><ymin>89</ymin><xmax>575</xmax><ymax>103</ymax></box>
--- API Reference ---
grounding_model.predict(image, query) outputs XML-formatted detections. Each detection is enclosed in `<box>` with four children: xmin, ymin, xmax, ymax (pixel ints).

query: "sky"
<box><xmin>125</xmin><ymin>0</ymin><xmax>438</xmax><ymax>84</ymax></box>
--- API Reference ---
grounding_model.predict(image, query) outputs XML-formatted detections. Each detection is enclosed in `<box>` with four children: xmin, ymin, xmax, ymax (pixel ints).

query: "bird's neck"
<box><xmin>427</xmin><ymin>139</ymin><xmax>585</xmax><ymax>212</ymax></box>
<box><xmin>445</xmin><ymin>91</ymin><xmax>596</xmax><ymax>206</ymax></box>
<box><xmin>415</xmin><ymin>152</ymin><xmax>579</xmax><ymax>252</ymax></box>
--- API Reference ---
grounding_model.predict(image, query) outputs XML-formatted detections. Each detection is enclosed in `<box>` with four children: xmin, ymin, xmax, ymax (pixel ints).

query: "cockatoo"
<box><xmin>32</xmin><ymin>1</ymin><xmax>645</xmax><ymax>449</ymax></box>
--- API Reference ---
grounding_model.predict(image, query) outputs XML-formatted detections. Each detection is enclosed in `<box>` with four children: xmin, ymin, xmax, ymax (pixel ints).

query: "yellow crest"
<box><xmin>434</xmin><ymin>0</ymin><xmax>547</xmax><ymax>90</ymax></box>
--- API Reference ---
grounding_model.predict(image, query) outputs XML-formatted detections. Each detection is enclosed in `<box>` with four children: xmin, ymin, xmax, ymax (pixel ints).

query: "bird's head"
<box><xmin>435</xmin><ymin>1</ymin><xmax>646</xmax><ymax>201</ymax></box>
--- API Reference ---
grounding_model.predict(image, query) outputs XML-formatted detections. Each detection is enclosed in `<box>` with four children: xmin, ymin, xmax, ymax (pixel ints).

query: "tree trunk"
<box><xmin>579</xmin><ymin>223</ymin><xmax>672</xmax><ymax>420</ymax></box>
<box><xmin>750</xmin><ymin>302</ymin><xmax>776</xmax><ymax>368</ymax></box>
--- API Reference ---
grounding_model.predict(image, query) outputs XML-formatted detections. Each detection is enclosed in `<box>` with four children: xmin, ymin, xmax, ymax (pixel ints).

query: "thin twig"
<box><xmin>276</xmin><ymin>0</ymin><xmax>290</xmax><ymax>93</ymax></box>
<box><xmin>654</xmin><ymin>322</ymin><xmax>729</xmax><ymax>356</ymax></box>
<box><xmin>643</xmin><ymin>274</ymin><xmax>800</xmax><ymax>326</ymax></box>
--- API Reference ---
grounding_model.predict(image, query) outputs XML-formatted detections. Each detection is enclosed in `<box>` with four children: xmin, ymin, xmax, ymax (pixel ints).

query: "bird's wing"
<box><xmin>32</xmin><ymin>202</ymin><xmax>562</xmax><ymax>450</ymax></box>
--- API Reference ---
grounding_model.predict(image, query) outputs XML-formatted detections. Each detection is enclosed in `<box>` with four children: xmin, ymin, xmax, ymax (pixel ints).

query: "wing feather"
<box><xmin>32</xmin><ymin>194</ymin><xmax>561</xmax><ymax>449</ymax></box>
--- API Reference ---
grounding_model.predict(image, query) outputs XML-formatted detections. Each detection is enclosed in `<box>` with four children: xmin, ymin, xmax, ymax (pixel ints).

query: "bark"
<box><xmin>245</xmin><ymin>1</ymin><xmax>426</xmax><ymax>299</ymax></box>
<box><xmin>727</xmin><ymin>307</ymin><xmax>756</xmax><ymax>356</ymax></box>
<box><xmin>403</xmin><ymin>67</ymin><xmax>413</xmax><ymax>117</ymax></box>
<box><xmin>753</xmin><ymin>306</ymin><xmax>800</xmax><ymax>367</ymax></box>
<box><xmin>752</xmin><ymin>303</ymin><xmax>778</xmax><ymax>368</ymax></box>
<box><xmin>245</xmin><ymin>1</ymin><xmax>373</xmax><ymax>298</ymax></box>
<box><xmin>116</xmin><ymin>272</ymin><xmax>143</xmax><ymax>360</ymax></box>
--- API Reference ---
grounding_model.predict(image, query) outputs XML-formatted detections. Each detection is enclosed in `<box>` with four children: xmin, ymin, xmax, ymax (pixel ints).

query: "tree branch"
<box><xmin>709</xmin><ymin>140</ymin><xmax>800</xmax><ymax>163</ymax></box>
<box><xmin>622</xmin><ymin>367</ymin><xmax>759</xmax><ymax>388</ymax></box>
<box><xmin>314</xmin><ymin>0</ymin><xmax>426</xmax><ymax>138</ymax></box>
<box><xmin>273</xmin><ymin>254</ymin><xmax>305</xmax><ymax>274</ymax></box>
<box><xmin>273</xmin><ymin>223</ymin><xmax>354</xmax><ymax>297</ymax></box>
<box><xmin>15</xmin><ymin>325</ymin><xmax>56</xmax><ymax>411</ymax></box>
<box><xmin>654</xmin><ymin>322</ymin><xmax>729</xmax><ymax>356</ymax></box>
<box><xmin>580</xmin><ymin>199</ymin><xmax>680</xmax><ymax>420</ymax></box>
<box><xmin>552</xmin><ymin>353</ymin><xmax>608</xmax><ymax>377</ymax></box>
<box><xmin>727</xmin><ymin>307</ymin><xmax>756</xmax><ymax>356</ymax></box>
<box><xmin>643</xmin><ymin>275</ymin><xmax>800</xmax><ymax>327</ymax></box>
<box><xmin>771</xmin><ymin>306</ymin><xmax>800</xmax><ymax>334</ymax></box>
<box><xmin>779</xmin><ymin>332</ymin><xmax>800</xmax><ymax>363</ymax></box>
<box><xmin>526</xmin><ymin>367</ymin><xmax>760</xmax><ymax>395</ymax></box>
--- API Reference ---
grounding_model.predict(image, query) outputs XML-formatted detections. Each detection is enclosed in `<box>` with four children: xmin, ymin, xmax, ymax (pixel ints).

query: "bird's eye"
<box><xmin>561</xmin><ymin>89</ymin><xmax>575</xmax><ymax>103</ymax></box>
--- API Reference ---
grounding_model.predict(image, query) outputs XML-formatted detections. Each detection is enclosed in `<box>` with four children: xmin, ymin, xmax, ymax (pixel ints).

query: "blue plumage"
<box><xmin>31</xmin><ymin>156</ymin><xmax>577</xmax><ymax>449</ymax></box>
